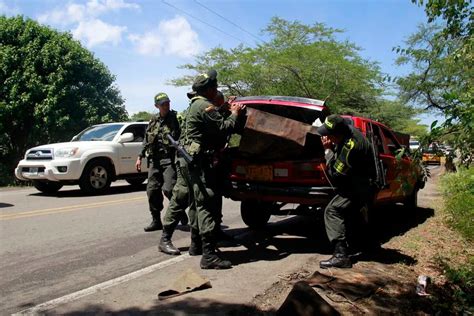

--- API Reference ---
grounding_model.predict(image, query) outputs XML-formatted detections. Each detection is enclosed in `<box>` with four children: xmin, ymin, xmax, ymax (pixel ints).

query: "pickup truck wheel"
<box><xmin>33</xmin><ymin>180</ymin><xmax>63</xmax><ymax>194</ymax></box>
<box><xmin>79</xmin><ymin>160</ymin><xmax>112</xmax><ymax>195</ymax></box>
<box><xmin>240</xmin><ymin>200</ymin><xmax>272</xmax><ymax>229</ymax></box>
<box><xmin>126</xmin><ymin>178</ymin><xmax>146</xmax><ymax>186</ymax></box>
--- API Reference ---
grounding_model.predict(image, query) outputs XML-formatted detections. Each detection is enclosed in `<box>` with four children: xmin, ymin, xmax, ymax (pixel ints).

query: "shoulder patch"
<box><xmin>345</xmin><ymin>138</ymin><xmax>355</xmax><ymax>150</ymax></box>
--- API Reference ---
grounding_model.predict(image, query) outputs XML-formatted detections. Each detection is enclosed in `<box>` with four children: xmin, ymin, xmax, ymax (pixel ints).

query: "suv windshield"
<box><xmin>73</xmin><ymin>124</ymin><xmax>124</xmax><ymax>141</ymax></box>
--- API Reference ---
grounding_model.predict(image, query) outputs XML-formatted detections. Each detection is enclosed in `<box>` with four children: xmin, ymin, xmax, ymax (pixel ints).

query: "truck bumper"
<box><xmin>15</xmin><ymin>158</ymin><xmax>83</xmax><ymax>182</ymax></box>
<box><xmin>227</xmin><ymin>181</ymin><xmax>334</xmax><ymax>205</ymax></box>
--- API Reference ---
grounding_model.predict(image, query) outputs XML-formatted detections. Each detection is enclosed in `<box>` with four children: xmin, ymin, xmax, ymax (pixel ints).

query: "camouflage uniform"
<box><xmin>323</xmin><ymin>125</ymin><xmax>373</xmax><ymax>243</ymax></box>
<box><xmin>159</xmin><ymin>70</ymin><xmax>240</xmax><ymax>269</ymax></box>
<box><xmin>139</xmin><ymin>95</ymin><xmax>182</xmax><ymax>231</ymax></box>
<box><xmin>317</xmin><ymin>115</ymin><xmax>375</xmax><ymax>269</ymax></box>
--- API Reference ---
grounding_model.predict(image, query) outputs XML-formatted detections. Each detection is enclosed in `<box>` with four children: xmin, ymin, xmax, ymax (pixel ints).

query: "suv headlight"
<box><xmin>55</xmin><ymin>147</ymin><xmax>79</xmax><ymax>158</ymax></box>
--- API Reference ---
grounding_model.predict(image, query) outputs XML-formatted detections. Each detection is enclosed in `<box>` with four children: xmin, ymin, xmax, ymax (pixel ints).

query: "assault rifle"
<box><xmin>366</xmin><ymin>124</ymin><xmax>387</xmax><ymax>189</ymax></box>
<box><xmin>166</xmin><ymin>134</ymin><xmax>194</xmax><ymax>165</ymax></box>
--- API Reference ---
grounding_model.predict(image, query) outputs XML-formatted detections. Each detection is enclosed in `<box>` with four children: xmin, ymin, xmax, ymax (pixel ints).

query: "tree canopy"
<box><xmin>171</xmin><ymin>17</ymin><xmax>424</xmax><ymax>135</ymax></box>
<box><xmin>398</xmin><ymin>2</ymin><xmax>473</xmax><ymax>166</ymax></box>
<box><xmin>0</xmin><ymin>16</ymin><xmax>127</xmax><ymax>182</ymax></box>
<box><xmin>130</xmin><ymin>111</ymin><xmax>154</xmax><ymax>122</ymax></box>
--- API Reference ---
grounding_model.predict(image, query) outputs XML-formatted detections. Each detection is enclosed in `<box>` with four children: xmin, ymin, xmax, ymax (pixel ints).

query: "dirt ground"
<box><xmin>248</xmin><ymin>166</ymin><xmax>473</xmax><ymax>315</ymax></box>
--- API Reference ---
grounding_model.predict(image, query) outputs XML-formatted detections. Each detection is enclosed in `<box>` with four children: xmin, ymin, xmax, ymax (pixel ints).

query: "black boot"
<box><xmin>158</xmin><ymin>226</ymin><xmax>181</xmax><ymax>255</ymax></box>
<box><xmin>189</xmin><ymin>228</ymin><xmax>202</xmax><ymax>256</ymax></box>
<box><xmin>320</xmin><ymin>241</ymin><xmax>352</xmax><ymax>269</ymax></box>
<box><xmin>200</xmin><ymin>233</ymin><xmax>232</xmax><ymax>269</ymax></box>
<box><xmin>180</xmin><ymin>212</ymin><xmax>189</xmax><ymax>226</ymax></box>
<box><xmin>144</xmin><ymin>215</ymin><xmax>162</xmax><ymax>232</ymax></box>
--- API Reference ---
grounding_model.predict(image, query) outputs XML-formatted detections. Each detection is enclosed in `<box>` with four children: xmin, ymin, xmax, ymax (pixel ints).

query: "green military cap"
<box><xmin>191</xmin><ymin>69</ymin><xmax>217</xmax><ymax>92</ymax></box>
<box><xmin>154</xmin><ymin>92</ymin><xmax>170</xmax><ymax>105</ymax></box>
<box><xmin>316</xmin><ymin>114</ymin><xmax>349</xmax><ymax>136</ymax></box>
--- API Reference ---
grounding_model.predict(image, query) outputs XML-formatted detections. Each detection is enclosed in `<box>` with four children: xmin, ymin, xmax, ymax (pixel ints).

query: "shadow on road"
<box><xmin>370</xmin><ymin>204</ymin><xmax>434</xmax><ymax>246</ymax></box>
<box><xmin>0</xmin><ymin>202</ymin><xmax>14</xmax><ymax>208</ymax></box>
<box><xmin>220</xmin><ymin>204</ymin><xmax>433</xmax><ymax>267</ymax></box>
<box><xmin>61</xmin><ymin>299</ymin><xmax>269</xmax><ymax>316</ymax></box>
<box><xmin>29</xmin><ymin>184</ymin><xmax>146</xmax><ymax>198</ymax></box>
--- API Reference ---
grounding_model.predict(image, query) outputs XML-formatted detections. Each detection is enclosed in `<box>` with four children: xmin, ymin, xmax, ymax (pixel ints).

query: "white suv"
<box><xmin>15</xmin><ymin>122</ymin><xmax>149</xmax><ymax>195</ymax></box>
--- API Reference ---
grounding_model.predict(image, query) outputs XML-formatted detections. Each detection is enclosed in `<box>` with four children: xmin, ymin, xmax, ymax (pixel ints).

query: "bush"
<box><xmin>440</xmin><ymin>167</ymin><xmax>474</xmax><ymax>242</ymax></box>
<box><xmin>439</xmin><ymin>168</ymin><xmax>474</xmax><ymax>313</ymax></box>
<box><xmin>437</xmin><ymin>257</ymin><xmax>474</xmax><ymax>313</ymax></box>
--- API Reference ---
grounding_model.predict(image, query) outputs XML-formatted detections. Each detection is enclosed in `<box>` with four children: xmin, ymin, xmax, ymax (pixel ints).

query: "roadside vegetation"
<box><xmin>0</xmin><ymin>16</ymin><xmax>128</xmax><ymax>186</ymax></box>
<box><xmin>437</xmin><ymin>168</ymin><xmax>474</xmax><ymax>311</ymax></box>
<box><xmin>441</xmin><ymin>168</ymin><xmax>474</xmax><ymax>242</ymax></box>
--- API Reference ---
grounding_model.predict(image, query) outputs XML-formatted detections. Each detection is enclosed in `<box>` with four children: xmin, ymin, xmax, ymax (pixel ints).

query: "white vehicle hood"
<box><xmin>30</xmin><ymin>141</ymin><xmax>112</xmax><ymax>150</ymax></box>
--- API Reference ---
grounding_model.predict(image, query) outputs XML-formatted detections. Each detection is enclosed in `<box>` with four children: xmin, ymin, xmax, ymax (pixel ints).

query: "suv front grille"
<box><xmin>26</xmin><ymin>149</ymin><xmax>53</xmax><ymax>160</ymax></box>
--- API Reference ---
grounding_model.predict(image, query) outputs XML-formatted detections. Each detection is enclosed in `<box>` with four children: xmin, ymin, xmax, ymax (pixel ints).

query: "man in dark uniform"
<box><xmin>136</xmin><ymin>93</ymin><xmax>187</xmax><ymax>232</ymax></box>
<box><xmin>159</xmin><ymin>70</ymin><xmax>245</xmax><ymax>269</ymax></box>
<box><xmin>316</xmin><ymin>114</ymin><xmax>375</xmax><ymax>269</ymax></box>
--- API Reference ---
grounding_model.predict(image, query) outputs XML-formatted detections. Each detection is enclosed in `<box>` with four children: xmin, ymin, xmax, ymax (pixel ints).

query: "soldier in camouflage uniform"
<box><xmin>136</xmin><ymin>93</ymin><xmax>187</xmax><ymax>232</ymax></box>
<box><xmin>159</xmin><ymin>70</ymin><xmax>245</xmax><ymax>269</ymax></box>
<box><xmin>316</xmin><ymin>114</ymin><xmax>375</xmax><ymax>269</ymax></box>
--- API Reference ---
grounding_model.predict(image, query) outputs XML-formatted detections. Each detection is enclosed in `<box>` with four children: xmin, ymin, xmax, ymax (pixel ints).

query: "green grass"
<box><xmin>438</xmin><ymin>168</ymin><xmax>474</xmax><ymax>313</ymax></box>
<box><xmin>436</xmin><ymin>256</ymin><xmax>474</xmax><ymax>313</ymax></box>
<box><xmin>440</xmin><ymin>167</ymin><xmax>474</xmax><ymax>242</ymax></box>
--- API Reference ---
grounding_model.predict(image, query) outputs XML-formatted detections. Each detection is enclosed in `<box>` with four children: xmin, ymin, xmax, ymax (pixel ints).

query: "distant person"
<box><xmin>316</xmin><ymin>114</ymin><xmax>375</xmax><ymax>269</ymax></box>
<box><xmin>136</xmin><ymin>92</ymin><xmax>187</xmax><ymax>232</ymax></box>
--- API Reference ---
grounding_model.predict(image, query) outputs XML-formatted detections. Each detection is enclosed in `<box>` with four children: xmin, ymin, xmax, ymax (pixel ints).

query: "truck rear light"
<box><xmin>274</xmin><ymin>168</ymin><xmax>288</xmax><ymax>177</ymax></box>
<box><xmin>296</xmin><ymin>163</ymin><xmax>323</xmax><ymax>178</ymax></box>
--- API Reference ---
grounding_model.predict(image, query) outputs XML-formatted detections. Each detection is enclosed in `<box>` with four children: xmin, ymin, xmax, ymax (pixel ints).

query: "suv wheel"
<box><xmin>33</xmin><ymin>180</ymin><xmax>63</xmax><ymax>194</ymax></box>
<box><xmin>240</xmin><ymin>200</ymin><xmax>272</xmax><ymax>229</ymax></box>
<box><xmin>79</xmin><ymin>159</ymin><xmax>112</xmax><ymax>195</ymax></box>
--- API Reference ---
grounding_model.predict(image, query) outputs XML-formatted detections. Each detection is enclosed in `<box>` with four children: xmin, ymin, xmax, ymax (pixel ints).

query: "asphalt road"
<box><xmin>0</xmin><ymin>166</ymin><xmax>442</xmax><ymax>314</ymax></box>
<box><xmin>0</xmin><ymin>182</ymin><xmax>207</xmax><ymax>314</ymax></box>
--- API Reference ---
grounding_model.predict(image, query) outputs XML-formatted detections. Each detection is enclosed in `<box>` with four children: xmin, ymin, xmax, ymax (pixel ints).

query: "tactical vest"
<box><xmin>145</xmin><ymin>111</ymin><xmax>178</xmax><ymax>160</ymax></box>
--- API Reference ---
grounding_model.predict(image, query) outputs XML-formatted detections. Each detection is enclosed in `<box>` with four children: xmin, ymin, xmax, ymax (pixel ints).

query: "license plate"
<box><xmin>29</xmin><ymin>167</ymin><xmax>38</xmax><ymax>174</ymax></box>
<box><xmin>247</xmin><ymin>165</ymin><xmax>273</xmax><ymax>181</ymax></box>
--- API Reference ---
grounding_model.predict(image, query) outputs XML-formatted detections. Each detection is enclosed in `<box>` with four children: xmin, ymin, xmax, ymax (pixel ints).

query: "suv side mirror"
<box><xmin>119</xmin><ymin>132</ymin><xmax>134</xmax><ymax>143</ymax></box>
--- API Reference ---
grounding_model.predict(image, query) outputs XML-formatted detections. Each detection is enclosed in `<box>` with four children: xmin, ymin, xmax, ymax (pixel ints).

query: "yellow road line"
<box><xmin>0</xmin><ymin>196</ymin><xmax>146</xmax><ymax>221</ymax></box>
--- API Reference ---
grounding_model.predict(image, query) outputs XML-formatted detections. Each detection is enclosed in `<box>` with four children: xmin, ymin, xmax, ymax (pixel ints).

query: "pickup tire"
<box><xmin>79</xmin><ymin>159</ymin><xmax>113</xmax><ymax>195</ymax></box>
<box><xmin>241</xmin><ymin>200</ymin><xmax>272</xmax><ymax>229</ymax></box>
<box><xmin>126</xmin><ymin>178</ymin><xmax>146</xmax><ymax>186</ymax></box>
<box><xmin>33</xmin><ymin>180</ymin><xmax>63</xmax><ymax>194</ymax></box>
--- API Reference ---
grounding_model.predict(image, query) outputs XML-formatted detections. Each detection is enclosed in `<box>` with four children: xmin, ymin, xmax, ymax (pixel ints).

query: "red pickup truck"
<box><xmin>224</xmin><ymin>96</ymin><xmax>425</xmax><ymax>228</ymax></box>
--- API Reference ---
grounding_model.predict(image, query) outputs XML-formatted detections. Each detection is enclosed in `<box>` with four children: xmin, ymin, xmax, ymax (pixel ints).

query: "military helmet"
<box><xmin>154</xmin><ymin>92</ymin><xmax>170</xmax><ymax>106</ymax></box>
<box><xmin>191</xmin><ymin>69</ymin><xmax>217</xmax><ymax>92</ymax></box>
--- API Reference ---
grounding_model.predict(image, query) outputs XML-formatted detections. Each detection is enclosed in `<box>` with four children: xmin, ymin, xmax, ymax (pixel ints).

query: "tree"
<box><xmin>396</xmin><ymin>23</ymin><xmax>473</xmax><ymax>166</ymax></box>
<box><xmin>0</xmin><ymin>16</ymin><xmax>127</xmax><ymax>183</ymax></box>
<box><xmin>366</xmin><ymin>99</ymin><xmax>428</xmax><ymax>138</ymax></box>
<box><xmin>171</xmin><ymin>17</ymin><xmax>386</xmax><ymax>115</ymax></box>
<box><xmin>412</xmin><ymin>0</ymin><xmax>473</xmax><ymax>39</ymax></box>
<box><xmin>171</xmin><ymin>18</ymin><xmax>423</xmax><ymax>133</ymax></box>
<box><xmin>130</xmin><ymin>111</ymin><xmax>153</xmax><ymax>122</ymax></box>
<box><xmin>171</xmin><ymin>17</ymin><xmax>425</xmax><ymax>135</ymax></box>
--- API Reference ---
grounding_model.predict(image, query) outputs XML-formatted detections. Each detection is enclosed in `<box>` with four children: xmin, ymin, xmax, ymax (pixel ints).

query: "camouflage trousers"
<box><xmin>146</xmin><ymin>161</ymin><xmax>176</xmax><ymax>218</ymax></box>
<box><xmin>324</xmin><ymin>193</ymin><xmax>365</xmax><ymax>244</ymax></box>
<box><xmin>163</xmin><ymin>157</ymin><xmax>222</xmax><ymax>235</ymax></box>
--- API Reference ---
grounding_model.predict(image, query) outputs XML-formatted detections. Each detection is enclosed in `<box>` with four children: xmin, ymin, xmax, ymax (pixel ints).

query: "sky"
<box><xmin>1</xmin><ymin>0</ymin><xmax>439</xmax><ymax>125</ymax></box>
